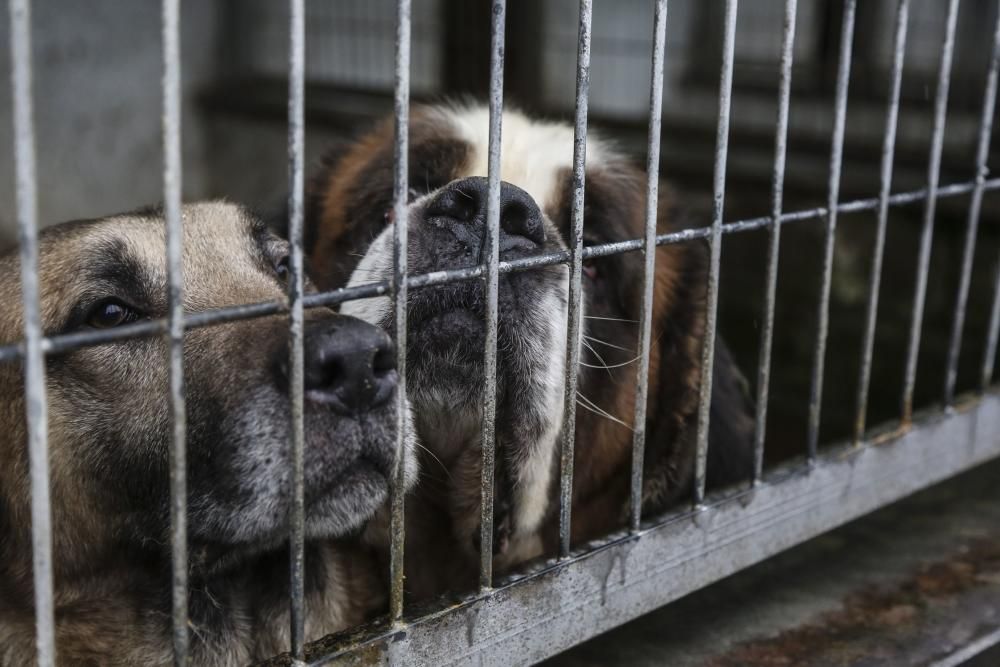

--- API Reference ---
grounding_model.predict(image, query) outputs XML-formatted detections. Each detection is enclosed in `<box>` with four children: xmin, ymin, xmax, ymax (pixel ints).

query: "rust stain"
<box><xmin>706</xmin><ymin>538</ymin><xmax>1000</xmax><ymax>667</ymax></box>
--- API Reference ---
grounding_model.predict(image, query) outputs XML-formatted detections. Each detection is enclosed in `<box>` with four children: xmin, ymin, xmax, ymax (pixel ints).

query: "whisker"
<box><xmin>579</xmin><ymin>353</ymin><xmax>642</xmax><ymax>370</ymax></box>
<box><xmin>584</xmin><ymin>315</ymin><xmax>638</xmax><ymax>323</ymax></box>
<box><xmin>413</xmin><ymin>440</ymin><xmax>452</xmax><ymax>482</ymax></box>
<box><xmin>580</xmin><ymin>338</ymin><xmax>614</xmax><ymax>378</ymax></box>
<box><xmin>583</xmin><ymin>335</ymin><xmax>633</xmax><ymax>353</ymax></box>
<box><xmin>576</xmin><ymin>392</ymin><xmax>634</xmax><ymax>431</ymax></box>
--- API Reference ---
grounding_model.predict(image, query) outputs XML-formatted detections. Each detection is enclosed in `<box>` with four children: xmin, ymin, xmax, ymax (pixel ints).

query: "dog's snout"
<box><xmin>426</xmin><ymin>177</ymin><xmax>545</xmax><ymax>258</ymax></box>
<box><xmin>298</xmin><ymin>317</ymin><xmax>397</xmax><ymax>415</ymax></box>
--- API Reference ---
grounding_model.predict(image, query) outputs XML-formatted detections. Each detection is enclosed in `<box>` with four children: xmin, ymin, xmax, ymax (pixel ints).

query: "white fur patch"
<box><xmin>426</xmin><ymin>104</ymin><xmax>611</xmax><ymax>212</ymax></box>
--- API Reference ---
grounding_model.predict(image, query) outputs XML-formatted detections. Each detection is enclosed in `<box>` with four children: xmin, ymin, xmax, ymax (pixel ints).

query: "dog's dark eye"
<box><xmin>274</xmin><ymin>254</ymin><xmax>291</xmax><ymax>280</ymax></box>
<box><xmin>85</xmin><ymin>299</ymin><xmax>142</xmax><ymax>329</ymax></box>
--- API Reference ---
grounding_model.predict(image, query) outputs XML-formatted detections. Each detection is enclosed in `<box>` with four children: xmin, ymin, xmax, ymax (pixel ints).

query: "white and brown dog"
<box><xmin>0</xmin><ymin>202</ymin><xmax>416</xmax><ymax>666</ymax></box>
<box><xmin>304</xmin><ymin>103</ymin><xmax>755</xmax><ymax>600</ymax></box>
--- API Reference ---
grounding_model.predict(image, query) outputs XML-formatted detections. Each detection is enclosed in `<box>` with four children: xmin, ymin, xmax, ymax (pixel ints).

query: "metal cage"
<box><xmin>6</xmin><ymin>0</ymin><xmax>1000</xmax><ymax>664</ymax></box>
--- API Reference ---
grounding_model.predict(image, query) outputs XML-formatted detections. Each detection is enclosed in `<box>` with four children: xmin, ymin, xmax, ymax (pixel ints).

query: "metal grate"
<box><xmin>6</xmin><ymin>0</ymin><xmax>1000</xmax><ymax>665</ymax></box>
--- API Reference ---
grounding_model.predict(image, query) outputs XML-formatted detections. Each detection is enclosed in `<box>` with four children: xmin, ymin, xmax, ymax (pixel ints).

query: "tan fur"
<box><xmin>0</xmin><ymin>203</ymin><xmax>389</xmax><ymax>665</ymax></box>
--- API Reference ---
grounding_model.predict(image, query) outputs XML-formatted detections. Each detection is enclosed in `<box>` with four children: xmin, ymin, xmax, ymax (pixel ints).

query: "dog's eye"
<box><xmin>85</xmin><ymin>299</ymin><xmax>141</xmax><ymax>329</ymax></box>
<box><xmin>274</xmin><ymin>254</ymin><xmax>291</xmax><ymax>281</ymax></box>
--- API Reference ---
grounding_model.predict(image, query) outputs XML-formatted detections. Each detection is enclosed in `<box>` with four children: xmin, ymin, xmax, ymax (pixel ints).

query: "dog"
<box><xmin>304</xmin><ymin>103</ymin><xmax>754</xmax><ymax>598</ymax></box>
<box><xmin>0</xmin><ymin>202</ymin><xmax>416</xmax><ymax>666</ymax></box>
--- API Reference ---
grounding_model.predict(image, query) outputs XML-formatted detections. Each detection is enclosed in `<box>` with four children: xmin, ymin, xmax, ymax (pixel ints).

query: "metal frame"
<box><xmin>6</xmin><ymin>0</ymin><xmax>1000</xmax><ymax>665</ymax></box>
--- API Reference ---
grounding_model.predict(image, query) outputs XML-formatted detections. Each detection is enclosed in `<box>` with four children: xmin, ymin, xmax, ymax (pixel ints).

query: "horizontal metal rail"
<box><xmin>2</xmin><ymin>177</ymin><xmax>996</xmax><ymax>365</ymax></box>
<box><xmin>295</xmin><ymin>390</ymin><xmax>1000</xmax><ymax>666</ymax></box>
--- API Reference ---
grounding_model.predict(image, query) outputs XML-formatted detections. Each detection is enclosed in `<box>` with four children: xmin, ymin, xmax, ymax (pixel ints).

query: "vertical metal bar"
<box><xmin>853</xmin><ymin>0</ymin><xmax>910</xmax><ymax>443</ymax></box>
<box><xmin>806</xmin><ymin>0</ymin><xmax>855</xmax><ymax>459</ymax></box>
<box><xmin>629</xmin><ymin>0</ymin><xmax>668</xmax><ymax>531</ymax></box>
<box><xmin>480</xmin><ymin>0</ymin><xmax>505</xmax><ymax>590</ymax></box>
<box><xmin>389</xmin><ymin>0</ymin><xmax>411</xmax><ymax>623</ymax></box>
<box><xmin>983</xmin><ymin>259</ymin><xmax>1000</xmax><ymax>390</ymax></box>
<box><xmin>162</xmin><ymin>0</ymin><xmax>188</xmax><ymax>664</ymax></box>
<box><xmin>559</xmin><ymin>0</ymin><xmax>592</xmax><ymax>557</ymax></box>
<box><xmin>944</xmin><ymin>3</ymin><xmax>1000</xmax><ymax>405</ymax></box>
<box><xmin>901</xmin><ymin>0</ymin><xmax>960</xmax><ymax>424</ymax></box>
<box><xmin>693</xmin><ymin>0</ymin><xmax>737</xmax><ymax>506</ymax></box>
<box><xmin>287</xmin><ymin>0</ymin><xmax>306</xmax><ymax>659</ymax></box>
<box><xmin>752</xmin><ymin>0</ymin><xmax>797</xmax><ymax>483</ymax></box>
<box><xmin>9</xmin><ymin>1</ymin><xmax>54</xmax><ymax>664</ymax></box>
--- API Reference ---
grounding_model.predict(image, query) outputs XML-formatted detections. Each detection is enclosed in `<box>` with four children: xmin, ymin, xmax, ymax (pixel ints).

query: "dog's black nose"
<box><xmin>425</xmin><ymin>176</ymin><xmax>546</xmax><ymax>258</ymax></box>
<box><xmin>298</xmin><ymin>316</ymin><xmax>397</xmax><ymax>415</ymax></box>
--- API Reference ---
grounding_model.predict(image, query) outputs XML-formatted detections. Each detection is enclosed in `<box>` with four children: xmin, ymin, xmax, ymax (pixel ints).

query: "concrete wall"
<box><xmin>0</xmin><ymin>0</ymin><xmax>223</xmax><ymax>249</ymax></box>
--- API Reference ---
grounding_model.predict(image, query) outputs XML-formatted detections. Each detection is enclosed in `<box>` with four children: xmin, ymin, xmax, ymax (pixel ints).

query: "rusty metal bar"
<box><xmin>693</xmin><ymin>0</ymin><xmax>738</xmax><ymax>506</ymax></box>
<box><xmin>944</xmin><ymin>2</ymin><xmax>1000</xmax><ymax>405</ymax></box>
<box><xmin>854</xmin><ymin>0</ymin><xmax>910</xmax><ymax>443</ymax></box>
<box><xmin>753</xmin><ymin>0</ymin><xmax>797</xmax><ymax>482</ymax></box>
<box><xmin>309</xmin><ymin>392</ymin><xmax>1000</xmax><ymax>667</ymax></box>
<box><xmin>2</xmin><ymin>179</ymin><xmax>998</xmax><ymax>367</ymax></box>
<box><xmin>389</xmin><ymin>0</ymin><xmax>411</xmax><ymax>623</ymax></box>
<box><xmin>807</xmin><ymin>0</ymin><xmax>856</xmax><ymax>459</ymax></box>
<box><xmin>559</xmin><ymin>0</ymin><xmax>592</xmax><ymax>557</ymax></box>
<box><xmin>901</xmin><ymin>0</ymin><xmax>961</xmax><ymax>424</ymax></box>
<box><xmin>479</xmin><ymin>0</ymin><xmax>506</xmax><ymax>590</ymax></box>
<box><xmin>286</xmin><ymin>0</ymin><xmax>307</xmax><ymax>659</ymax></box>
<box><xmin>629</xmin><ymin>0</ymin><xmax>669</xmax><ymax>531</ymax></box>
<box><xmin>8</xmin><ymin>0</ymin><xmax>54</xmax><ymax>664</ymax></box>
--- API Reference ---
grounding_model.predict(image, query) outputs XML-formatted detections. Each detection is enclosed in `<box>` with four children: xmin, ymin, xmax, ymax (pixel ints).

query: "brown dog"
<box><xmin>304</xmin><ymin>103</ymin><xmax>754</xmax><ymax>599</ymax></box>
<box><xmin>0</xmin><ymin>202</ymin><xmax>416</xmax><ymax>665</ymax></box>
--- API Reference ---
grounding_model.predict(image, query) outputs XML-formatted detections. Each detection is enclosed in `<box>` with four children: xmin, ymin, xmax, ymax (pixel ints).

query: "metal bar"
<box><xmin>806</xmin><ymin>0</ymin><xmax>856</xmax><ymax>460</ymax></box>
<box><xmin>2</xmin><ymin>179</ymin><xmax>999</xmax><ymax>367</ymax></box>
<box><xmin>693</xmin><ymin>0</ymin><xmax>738</xmax><ymax>506</ymax></box>
<box><xmin>389</xmin><ymin>0</ymin><xmax>411</xmax><ymax>624</ymax></box>
<box><xmin>854</xmin><ymin>0</ymin><xmax>910</xmax><ymax>443</ymax></box>
<box><xmin>479</xmin><ymin>0</ymin><xmax>506</xmax><ymax>590</ymax></box>
<box><xmin>944</xmin><ymin>3</ymin><xmax>1000</xmax><ymax>405</ymax></box>
<box><xmin>629</xmin><ymin>0</ymin><xmax>668</xmax><ymax>531</ymax></box>
<box><xmin>752</xmin><ymin>0</ymin><xmax>797</xmax><ymax>482</ymax></box>
<box><xmin>930</xmin><ymin>626</ymin><xmax>1000</xmax><ymax>667</ymax></box>
<box><xmin>984</xmin><ymin>258</ymin><xmax>1000</xmax><ymax>390</ymax></box>
<box><xmin>310</xmin><ymin>393</ymin><xmax>1000</xmax><ymax>667</ymax></box>
<box><xmin>287</xmin><ymin>0</ymin><xmax>307</xmax><ymax>659</ymax></box>
<box><xmin>559</xmin><ymin>0</ymin><xmax>592</xmax><ymax>558</ymax></box>
<box><xmin>901</xmin><ymin>0</ymin><xmax>961</xmax><ymax>424</ymax></box>
<box><xmin>161</xmin><ymin>0</ymin><xmax>188</xmax><ymax>663</ymax></box>
<box><xmin>8</xmin><ymin>0</ymin><xmax>54</xmax><ymax>664</ymax></box>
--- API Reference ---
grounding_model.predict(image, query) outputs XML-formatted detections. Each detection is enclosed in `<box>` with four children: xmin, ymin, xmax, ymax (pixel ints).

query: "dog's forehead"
<box><xmin>0</xmin><ymin>202</ymin><xmax>280</xmax><ymax>341</ymax></box>
<box><xmin>423</xmin><ymin>105</ymin><xmax>612</xmax><ymax>214</ymax></box>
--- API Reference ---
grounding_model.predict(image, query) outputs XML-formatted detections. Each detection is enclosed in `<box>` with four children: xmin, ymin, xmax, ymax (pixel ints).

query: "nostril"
<box><xmin>500</xmin><ymin>200</ymin><xmax>544</xmax><ymax>246</ymax></box>
<box><xmin>373</xmin><ymin>345</ymin><xmax>395</xmax><ymax>375</ymax></box>
<box><xmin>427</xmin><ymin>188</ymin><xmax>478</xmax><ymax>223</ymax></box>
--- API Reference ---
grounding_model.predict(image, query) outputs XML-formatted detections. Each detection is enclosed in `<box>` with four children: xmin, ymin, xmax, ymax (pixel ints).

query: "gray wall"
<box><xmin>0</xmin><ymin>0</ymin><xmax>223</xmax><ymax>249</ymax></box>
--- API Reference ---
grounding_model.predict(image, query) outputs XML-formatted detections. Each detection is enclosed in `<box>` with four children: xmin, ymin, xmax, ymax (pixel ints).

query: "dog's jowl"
<box><xmin>0</xmin><ymin>202</ymin><xmax>415</xmax><ymax>666</ymax></box>
<box><xmin>305</xmin><ymin>104</ymin><xmax>755</xmax><ymax>600</ymax></box>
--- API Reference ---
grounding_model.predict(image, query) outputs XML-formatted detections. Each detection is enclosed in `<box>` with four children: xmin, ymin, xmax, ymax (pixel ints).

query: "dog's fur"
<box><xmin>0</xmin><ymin>202</ymin><xmax>416</xmax><ymax>665</ymax></box>
<box><xmin>305</xmin><ymin>103</ymin><xmax>754</xmax><ymax>598</ymax></box>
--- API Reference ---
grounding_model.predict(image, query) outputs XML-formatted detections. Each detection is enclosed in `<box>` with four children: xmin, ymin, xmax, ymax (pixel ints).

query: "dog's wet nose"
<box><xmin>299</xmin><ymin>316</ymin><xmax>397</xmax><ymax>415</ymax></box>
<box><xmin>425</xmin><ymin>176</ymin><xmax>546</xmax><ymax>259</ymax></box>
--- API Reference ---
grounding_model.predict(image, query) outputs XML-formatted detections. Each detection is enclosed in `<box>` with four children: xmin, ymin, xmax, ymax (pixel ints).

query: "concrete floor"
<box><xmin>543</xmin><ymin>458</ymin><xmax>1000</xmax><ymax>666</ymax></box>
